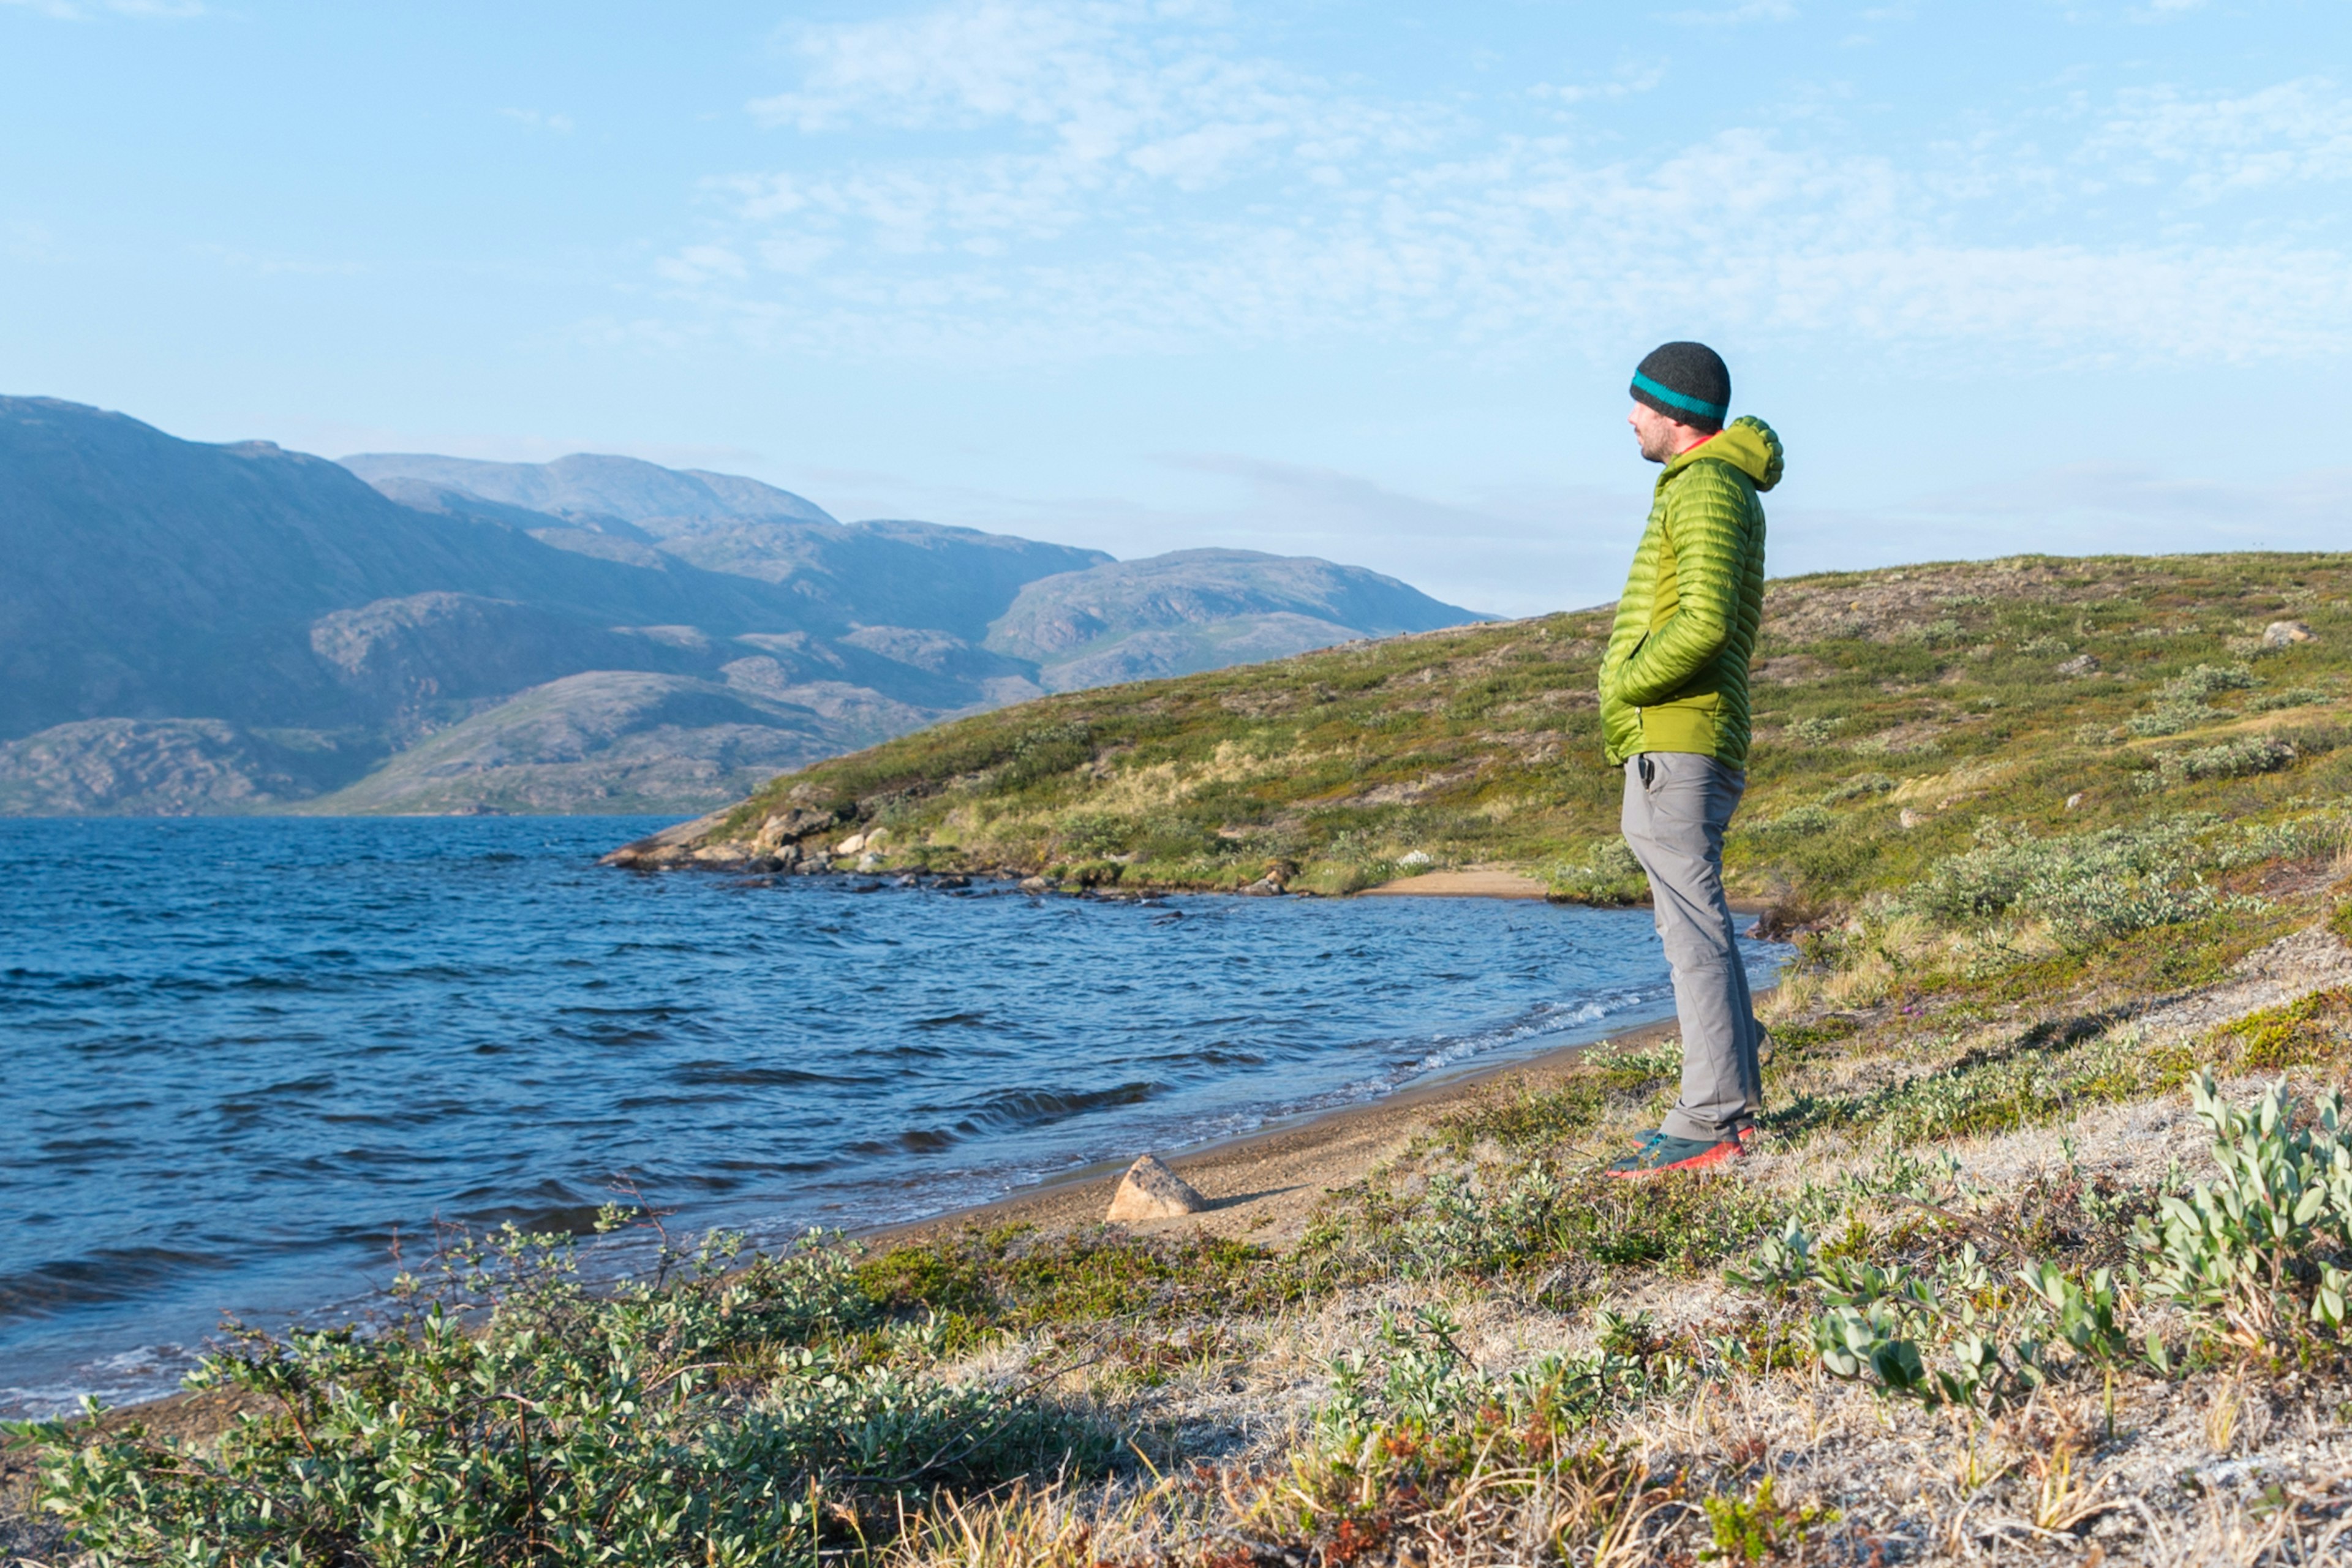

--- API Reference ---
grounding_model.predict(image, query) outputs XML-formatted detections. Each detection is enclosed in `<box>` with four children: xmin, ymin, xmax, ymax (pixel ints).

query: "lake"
<box><xmin>0</xmin><ymin>815</ymin><xmax>1785</xmax><ymax>1415</ymax></box>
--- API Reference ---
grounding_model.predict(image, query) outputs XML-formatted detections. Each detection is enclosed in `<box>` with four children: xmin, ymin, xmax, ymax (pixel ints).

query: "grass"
<box><xmin>680</xmin><ymin>552</ymin><xmax>2352</xmax><ymax>921</ymax></box>
<box><xmin>17</xmin><ymin>873</ymin><xmax>2352</xmax><ymax>1560</ymax></box>
<box><xmin>16</xmin><ymin>552</ymin><xmax>2352</xmax><ymax>1564</ymax></box>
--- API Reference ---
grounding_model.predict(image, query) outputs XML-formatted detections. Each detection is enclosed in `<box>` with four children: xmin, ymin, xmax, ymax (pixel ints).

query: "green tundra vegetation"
<box><xmin>10</xmin><ymin>552</ymin><xmax>2352</xmax><ymax>1566</ymax></box>
<box><xmin>709</xmin><ymin>552</ymin><xmax>2351</xmax><ymax>922</ymax></box>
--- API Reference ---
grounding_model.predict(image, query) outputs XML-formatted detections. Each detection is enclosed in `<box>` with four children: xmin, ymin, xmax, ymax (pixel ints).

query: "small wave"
<box><xmin>957</xmin><ymin>1081</ymin><xmax>1162</xmax><ymax>1130</ymax></box>
<box><xmin>0</xmin><ymin>1248</ymin><xmax>236</xmax><ymax>1321</ymax></box>
<box><xmin>1</xmin><ymin>1343</ymin><xmax>200</xmax><ymax>1421</ymax></box>
<box><xmin>669</xmin><ymin>1062</ymin><xmax>859</xmax><ymax>1088</ymax></box>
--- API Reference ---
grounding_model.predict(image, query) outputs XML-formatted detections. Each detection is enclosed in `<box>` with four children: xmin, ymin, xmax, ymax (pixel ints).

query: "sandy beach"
<box><xmin>874</xmin><ymin>1009</ymin><xmax>1687</xmax><ymax>1251</ymax></box>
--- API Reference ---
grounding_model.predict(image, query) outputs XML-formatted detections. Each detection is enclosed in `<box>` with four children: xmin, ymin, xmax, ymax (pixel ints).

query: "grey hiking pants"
<box><xmin>1621</xmin><ymin>750</ymin><xmax>1762</xmax><ymax>1144</ymax></box>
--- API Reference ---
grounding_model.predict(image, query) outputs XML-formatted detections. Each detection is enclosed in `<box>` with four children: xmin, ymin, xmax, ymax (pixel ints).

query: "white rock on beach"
<box><xmin>1106</xmin><ymin>1153</ymin><xmax>1207</xmax><ymax>1222</ymax></box>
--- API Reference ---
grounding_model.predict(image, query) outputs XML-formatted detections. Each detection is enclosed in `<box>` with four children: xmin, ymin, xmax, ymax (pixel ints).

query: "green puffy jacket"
<box><xmin>1598</xmin><ymin>415</ymin><xmax>1782</xmax><ymax>770</ymax></box>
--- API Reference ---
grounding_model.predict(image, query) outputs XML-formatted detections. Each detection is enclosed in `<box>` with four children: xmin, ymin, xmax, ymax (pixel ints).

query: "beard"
<box><xmin>1633</xmin><ymin>417</ymin><xmax>1679</xmax><ymax>464</ymax></box>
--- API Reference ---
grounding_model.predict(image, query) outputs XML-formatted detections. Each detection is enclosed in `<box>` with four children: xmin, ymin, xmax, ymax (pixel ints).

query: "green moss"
<box><xmin>855</xmin><ymin>1227</ymin><xmax>1287</xmax><ymax>1331</ymax></box>
<box><xmin>2212</xmin><ymin>988</ymin><xmax>2352</xmax><ymax>1072</ymax></box>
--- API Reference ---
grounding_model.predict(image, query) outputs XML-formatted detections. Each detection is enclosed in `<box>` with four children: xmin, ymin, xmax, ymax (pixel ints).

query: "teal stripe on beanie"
<box><xmin>1630</xmin><ymin>342</ymin><xmax>1731</xmax><ymax>430</ymax></box>
<box><xmin>1630</xmin><ymin>371</ymin><xmax>1726</xmax><ymax>421</ymax></box>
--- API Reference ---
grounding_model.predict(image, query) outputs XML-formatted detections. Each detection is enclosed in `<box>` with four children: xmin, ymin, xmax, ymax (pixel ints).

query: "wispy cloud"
<box><xmin>499</xmin><ymin>107</ymin><xmax>575</xmax><ymax>134</ymax></box>
<box><xmin>1666</xmin><ymin>1</ymin><xmax>1798</xmax><ymax>24</ymax></box>
<box><xmin>192</xmin><ymin>242</ymin><xmax>365</xmax><ymax>278</ymax></box>
<box><xmin>634</xmin><ymin>0</ymin><xmax>2352</xmax><ymax>372</ymax></box>
<box><xmin>1531</xmin><ymin>61</ymin><xmax>1667</xmax><ymax>107</ymax></box>
<box><xmin>2087</xmin><ymin>78</ymin><xmax>2352</xmax><ymax>202</ymax></box>
<box><xmin>1</xmin><ymin>0</ymin><xmax>203</xmax><ymax>17</ymax></box>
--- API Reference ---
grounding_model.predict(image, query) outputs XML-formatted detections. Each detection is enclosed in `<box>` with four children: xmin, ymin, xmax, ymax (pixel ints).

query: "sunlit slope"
<box><xmin>679</xmin><ymin>553</ymin><xmax>2351</xmax><ymax>910</ymax></box>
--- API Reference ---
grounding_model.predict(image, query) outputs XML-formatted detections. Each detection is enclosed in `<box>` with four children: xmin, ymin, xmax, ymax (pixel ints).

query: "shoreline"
<box><xmin>867</xmin><ymin>1007</ymin><xmax>1694</xmax><ymax>1252</ymax></box>
<box><xmin>43</xmin><ymin>882</ymin><xmax>1776</xmax><ymax>1438</ymax></box>
<box><xmin>62</xmin><ymin>996</ymin><xmax>1715</xmax><ymax>1442</ymax></box>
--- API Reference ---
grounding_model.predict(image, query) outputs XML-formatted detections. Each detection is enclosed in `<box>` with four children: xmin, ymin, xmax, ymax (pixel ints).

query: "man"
<box><xmin>1597</xmin><ymin>341</ymin><xmax>1782</xmax><ymax>1177</ymax></box>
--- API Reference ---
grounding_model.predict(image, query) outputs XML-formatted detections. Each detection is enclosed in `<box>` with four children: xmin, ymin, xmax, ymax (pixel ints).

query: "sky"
<box><xmin>2</xmin><ymin>0</ymin><xmax>2347</xmax><ymax>617</ymax></box>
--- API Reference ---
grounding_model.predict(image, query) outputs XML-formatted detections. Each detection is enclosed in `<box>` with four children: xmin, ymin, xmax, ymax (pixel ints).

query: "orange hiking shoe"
<box><xmin>1604</xmin><ymin>1128</ymin><xmax>1747</xmax><ymax>1178</ymax></box>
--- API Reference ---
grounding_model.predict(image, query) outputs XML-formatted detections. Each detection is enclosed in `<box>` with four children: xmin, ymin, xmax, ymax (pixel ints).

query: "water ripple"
<box><xmin>0</xmin><ymin>815</ymin><xmax>1784</xmax><ymax>1417</ymax></box>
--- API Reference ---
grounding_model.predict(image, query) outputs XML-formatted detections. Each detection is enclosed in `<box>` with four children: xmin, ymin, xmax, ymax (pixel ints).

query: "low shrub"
<box><xmin>1547</xmin><ymin>835</ymin><xmax>1647</xmax><ymax>905</ymax></box>
<box><xmin>1751</xmin><ymin>803</ymin><xmax>1834</xmax><ymax>839</ymax></box>
<box><xmin>1784</xmin><ymin>715</ymin><xmax>1845</xmax><ymax>747</ymax></box>
<box><xmin>15</xmin><ymin>1229</ymin><xmax>1119</xmax><ymax>1567</ymax></box>
<box><xmin>1326</xmin><ymin>1164</ymin><xmax>1779</xmax><ymax>1285</ymax></box>
<box><xmin>1822</xmin><ymin>773</ymin><xmax>1894</xmax><ymax>804</ymax></box>
<box><xmin>2136</xmin><ymin>1073</ymin><xmax>2352</xmax><ymax>1350</ymax></box>
<box><xmin>2127</xmin><ymin>663</ymin><xmax>2258</xmax><ymax>737</ymax></box>
<box><xmin>1906</xmin><ymin>817</ymin><xmax>2225</xmax><ymax>948</ymax></box>
<box><xmin>2250</xmin><ymin>686</ymin><xmax>2330</xmax><ymax>712</ymax></box>
<box><xmin>2137</xmin><ymin>735</ymin><xmax>2296</xmax><ymax>793</ymax></box>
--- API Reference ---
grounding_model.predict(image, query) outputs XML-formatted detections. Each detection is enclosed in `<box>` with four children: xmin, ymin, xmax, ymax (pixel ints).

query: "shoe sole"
<box><xmin>1604</xmin><ymin>1139</ymin><xmax>1746</xmax><ymax>1179</ymax></box>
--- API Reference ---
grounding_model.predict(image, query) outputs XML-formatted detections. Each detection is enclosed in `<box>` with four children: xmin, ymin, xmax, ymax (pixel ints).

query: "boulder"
<box><xmin>1106</xmin><ymin>1154</ymin><xmax>1208</xmax><ymax>1223</ymax></box>
<box><xmin>2264</xmin><ymin>620</ymin><xmax>2316</xmax><ymax>649</ymax></box>
<box><xmin>1898</xmin><ymin>807</ymin><xmax>1924</xmax><ymax>830</ymax></box>
<box><xmin>835</xmin><ymin>832</ymin><xmax>867</xmax><ymax>856</ymax></box>
<box><xmin>1018</xmin><ymin>875</ymin><xmax>1052</xmax><ymax>894</ymax></box>
<box><xmin>2056</xmin><ymin>654</ymin><xmax>2101</xmax><ymax>677</ymax></box>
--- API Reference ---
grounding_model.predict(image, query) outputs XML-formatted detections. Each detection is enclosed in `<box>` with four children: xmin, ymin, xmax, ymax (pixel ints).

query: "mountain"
<box><xmin>300</xmin><ymin>672</ymin><xmax>840</xmax><ymax>816</ymax></box>
<box><xmin>987</xmin><ymin>549</ymin><xmax>1482</xmax><ymax>692</ymax></box>
<box><xmin>336</xmin><ymin>451</ymin><xmax>842</xmax><ymax>530</ymax></box>
<box><xmin>342</xmin><ymin>453</ymin><xmax>1113</xmax><ymax>643</ymax></box>
<box><xmin>0</xmin><ymin>399</ymin><xmax>827</xmax><ymax>737</ymax></box>
<box><xmin>0</xmin><ymin>397</ymin><xmax>1487</xmax><ymax>815</ymax></box>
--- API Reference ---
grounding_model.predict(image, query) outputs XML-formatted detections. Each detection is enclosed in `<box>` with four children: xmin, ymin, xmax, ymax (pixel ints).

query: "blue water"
<box><xmin>0</xmin><ymin>816</ymin><xmax>1785</xmax><ymax>1415</ymax></box>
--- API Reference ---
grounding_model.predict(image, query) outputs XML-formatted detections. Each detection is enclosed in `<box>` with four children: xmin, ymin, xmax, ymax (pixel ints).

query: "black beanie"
<box><xmin>1630</xmin><ymin>341</ymin><xmax>1730</xmax><ymax>432</ymax></box>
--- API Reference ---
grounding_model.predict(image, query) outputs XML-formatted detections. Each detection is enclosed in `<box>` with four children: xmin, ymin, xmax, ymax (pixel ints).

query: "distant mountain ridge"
<box><xmin>0</xmin><ymin>397</ymin><xmax>1488</xmax><ymax>815</ymax></box>
<box><xmin>337</xmin><ymin>451</ymin><xmax>841</xmax><ymax>532</ymax></box>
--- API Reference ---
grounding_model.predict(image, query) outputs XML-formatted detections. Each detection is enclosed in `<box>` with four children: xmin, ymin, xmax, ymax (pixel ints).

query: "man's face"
<box><xmin>1629</xmin><ymin>401</ymin><xmax>1698</xmax><ymax>464</ymax></box>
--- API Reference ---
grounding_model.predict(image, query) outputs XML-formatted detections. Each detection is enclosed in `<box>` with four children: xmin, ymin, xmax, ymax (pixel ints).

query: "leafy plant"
<box><xmin>1907</xmin><ymin>818</ymin><xmax>2226</xmax><ymax>948</ymax></box>
<box><xmin>1547</xmin><ymin>835</ymin><xmax>1648</xmax><ymax>904</ymax></box>
<box><xmin>2138</xmin><ymin>736</ymin><xmax>2296</xmax><ymax>793</ymax></box>
<box><xmin>13</xmin><ymin>1227</ymin><xmax>1117</xmax><ymax>1566</ymax></box>
<box><xmin>2128</xmin><ymin>663</ymin><xmax>2260</xmax><ymax>736</ymax></box>
<box><xmin>2133</xmin><ymin>1072</ymin><xmax>2352</xmax><ymax>1343</ymax></box>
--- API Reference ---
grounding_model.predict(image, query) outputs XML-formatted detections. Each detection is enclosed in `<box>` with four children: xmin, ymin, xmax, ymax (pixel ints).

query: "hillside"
<box><xmin>0</xmin><ymin>399</ymin><xmax>1481</xmax><ymax>814</ymax></box>
<box><xmin>656</xmin><ymin>551</ymin><xmax>2351</xmax><ymax>921</ymax></box>
<box><xmin>341</xmin><ymin>451</ymin><xmax>1118</xmax><ymax>642</ymax></box>
<box><xmin>37</xmin><ymin>551</ymin><xmax>2352</xmax><ymax>1564</ymax></box>
<box><xmin>986</xmin><ymin>548</ymin><xmax>1493</xmax><ymax>691</ymax></box>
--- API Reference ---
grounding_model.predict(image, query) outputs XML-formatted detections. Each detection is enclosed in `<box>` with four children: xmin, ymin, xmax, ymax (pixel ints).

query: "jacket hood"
<box><xmin>1667</xmin><ymin>415</ymin><xmax>1782</xmax><ymax>492</ymax></box>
